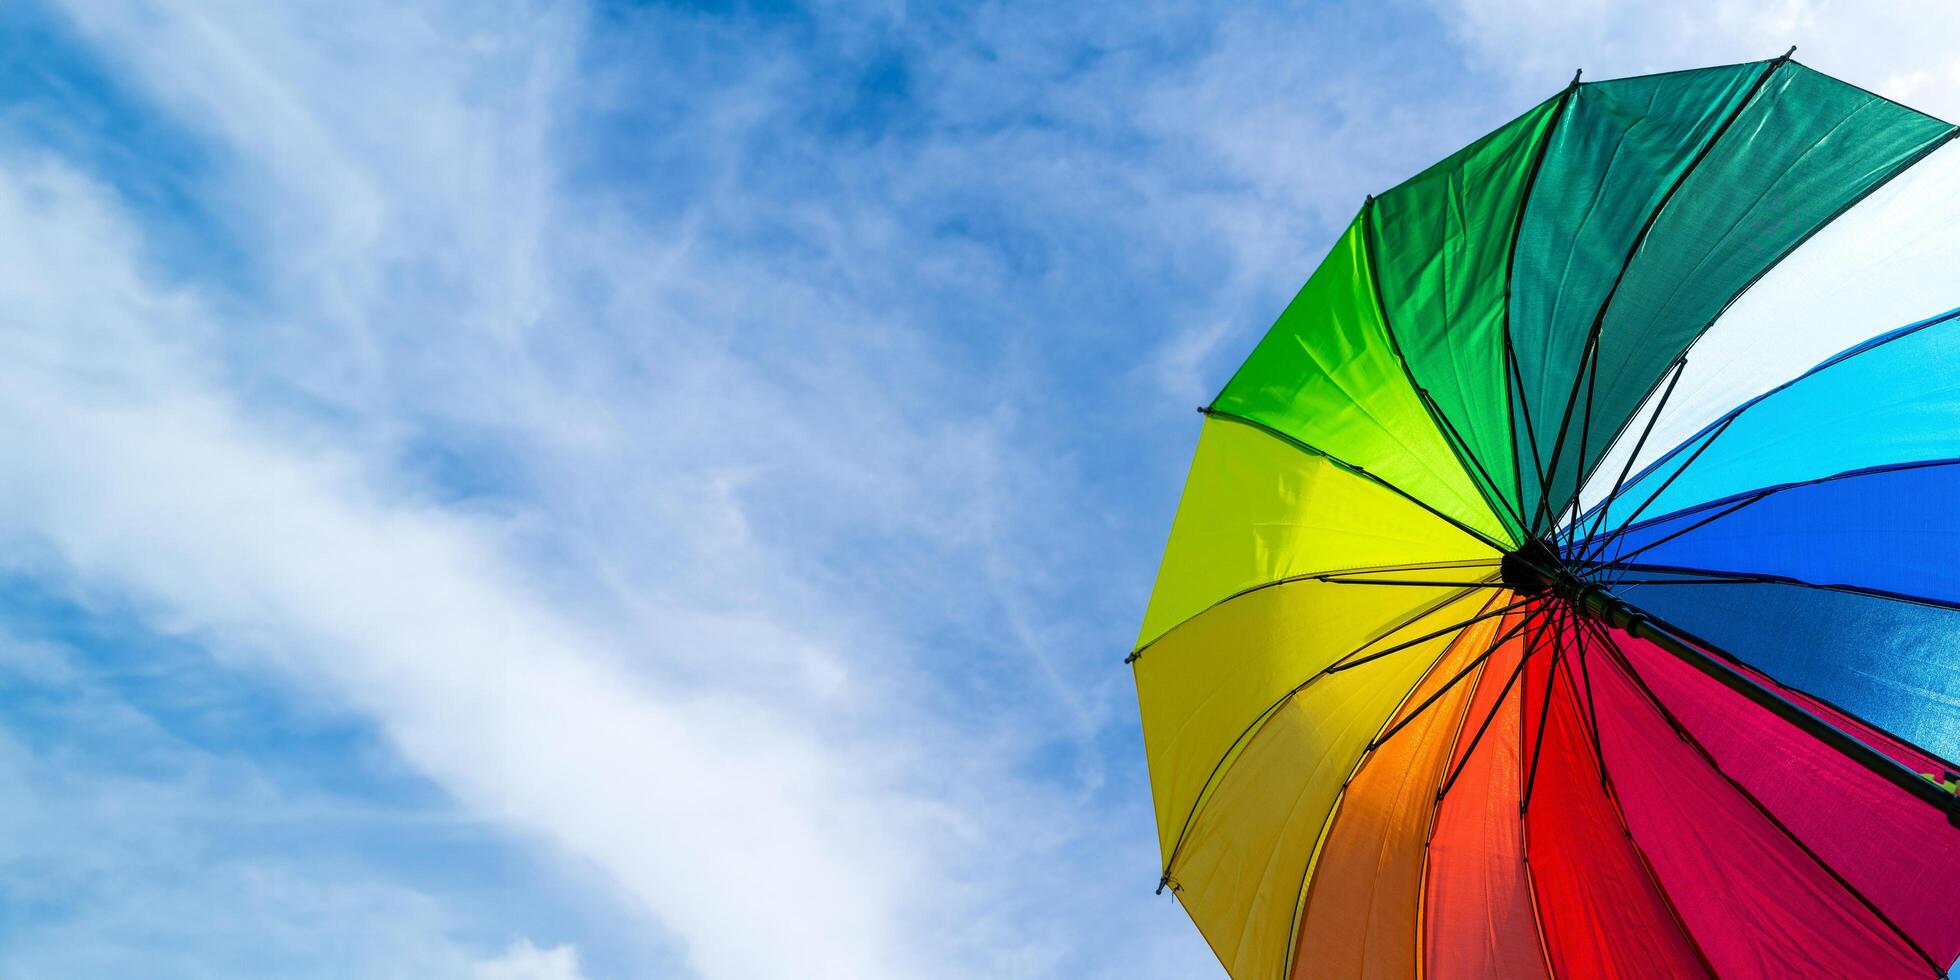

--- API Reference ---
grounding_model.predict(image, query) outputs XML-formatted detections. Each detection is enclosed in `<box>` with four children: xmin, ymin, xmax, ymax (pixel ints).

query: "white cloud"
<box><xmin>1434</xmin><ymin>0</ymin><xmax>1960</xmax><ymax>119</ymax></box>
<box><xmin>5</xmin><ymin>1</ymin><xmax>1212</xmax><ymax>977</ymax></box>
<box><xmin>476</xmin><ymin>940</ymin><xmax>588</xmax><ymax>980</ymax></box>
<box><xmin>0</xmin><ymin>156</ymin><xmax>919</xmax><ymax>978</ymax></box>
<box><xmin>0</xmin><ymin>623</ymin><xmax>509</xmax><ymax>980</ymax></box>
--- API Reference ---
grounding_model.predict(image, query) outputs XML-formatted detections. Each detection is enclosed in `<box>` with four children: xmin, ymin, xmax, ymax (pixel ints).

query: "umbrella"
<box><xmin>1132</xmin><ymin>51</ymin><xmax>1960</xmax><ymax>980</ymax></box>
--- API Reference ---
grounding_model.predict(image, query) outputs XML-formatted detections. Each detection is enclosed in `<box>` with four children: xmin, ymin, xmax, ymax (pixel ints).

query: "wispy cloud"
<box><xmin>0</xmin><ymin>43</ymin><xmax>934</xmax><ymax>980</ymax></box>
<box><xmin>476</xmin><ymin>940</ymin><xmax>589</xmax><ymax>980</ymax></box>
<box><xmin>1434</xmin><ymin>0</ymin><xmax>1960</xmax><ymax>117</ymax></box>
<box><xmin>0</xmin><ymin>615</ymin><xmax>541</xmax><ymax>979</ymax></box>
<box><xmin>0</xmin><ymin>0</ymin><xmax>1242</xmax><ymax>975</ymax></box>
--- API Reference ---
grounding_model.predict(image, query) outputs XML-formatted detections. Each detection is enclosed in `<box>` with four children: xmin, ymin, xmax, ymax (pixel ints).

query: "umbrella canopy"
<box><xmin>1133</xmin><ymin>52</ymin><xmax>1960</xmax><ymax>980</ymax></box>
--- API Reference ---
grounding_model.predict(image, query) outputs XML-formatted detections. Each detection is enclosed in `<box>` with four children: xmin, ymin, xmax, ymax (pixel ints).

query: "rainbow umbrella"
<box><xmin>1133</xmin><ymin>51</ymin><xmax>1960</xmax><ymax>980</ymax></box>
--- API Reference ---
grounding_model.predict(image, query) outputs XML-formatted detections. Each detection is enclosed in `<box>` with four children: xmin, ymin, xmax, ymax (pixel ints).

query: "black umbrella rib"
<box><xmin>1433</xmin><ymin>604</ymin><xmax>1559</xmax><ymax>806</ymax></box>
<box><xmin>1518</xmin><ymin>607</ymin><xmax>1571</xmax><ymax>814</ymax></box>
<box><xmin>1360</xmin><ymin>198</ymin><xmax>1534</xmax><ymax>539</ymax></box>
<box><xmin>1580</xmin><ymin>456</ymin><xmax>1960</xmax><ymax>573</ymax></box>
<box><xmin>1506</xmin><ymin>329</ymin><xmax>1554</xmax><ymax>529</ymax></box>
<box><xmin>1585</xmin><ymin>455</ymin><xmax>1824</xmax><ymax>573</ymax></box>
<box><xmin>1316</xmin><ymin>578</ymin><xmax>1510</xmax><ymax>588</ymax></box>
<box><xmin>1575</xmin><ymin>613</ymin><xmax>1945</xmax><ymax>973</ymax></box>
<box><xmin>1576</xmin><ymin>413</ymin><xmax>1740</xmax><ymax>567</ymax></box>
<box><xmin>1596</xmin><ymin>456</ymin><xmax>1960</xmax><ymax>547</ymax></box>
<box><xmin>1415</xmin><ymin>382</ymin><xmax>1534</xmax><ymax>535</ymax></box>
<box><xmin>1532</xmin><ymin>332</ymin><xmax>1600</xmax><ymax>535</ymax></box>
<box><xmin>1200</xmin><ymin>409</ymin><xmax>1511</xmax><ymax>552</ymax></box>
<box><xmin>1154</xmin><ymin>590</ymin><xmax>1523</xmax><ymax>885</ymax></box>
<box><xmin>1567</xmin><ymin>355</ymin><xmax>1686</xmax><ymax>549</ymax></box>
<box><xmin>1588</xmin><ymin>577</ymin><xmax>1765</xmax><ymax>586</ymax></box>
<box><xmin>1502</xmin><ymin>79</ymin><xmax>1582</xmax><ymax>519</ymax></box>
<box><xmin>1571</xmin><ymin>121</ymin><xmax>1960</xmax><ymax>550</ymax></box>
<box><xmin>1366</xmin><ymin>605</ymin><xmax>1545</xmax><ymax>754</ymax></box>
<box><xmin>1595</xmin><ymin>561</ymin><xmax>1960</xmax><ymax>616</ymax></box>
<box><xmin>1582</xmin><ymin>486</ymin><xmax>1774</xmax><ymax>572</ymax></box>
<box><xmin>1126</xmin><ymin>559</ymin><xmax>1506</xmax><ymax>663</ymax></box>
<box><xmin>1326</xmin><ymin>594</ymin><xmax>1538</xmax><ymax>673</ymax></box>
<box><xmin>1274</xmin><ymin>590</ymin><xmax>1519</xmax><ymax>978</ymax></box>
<box><xmin>1563</xmin><ymin>612</ymin><xmax>1723</xmax><ymax>978</ymax></box>
<box><xmin>1580</xmin><ymin>307</ymin><xmax>1960</xmax><ymax>566</ymax></box>
<box><xmin>1569</xmin><ymin>613</ymin><xmax>1610</xmax><ymax>790</ymax></box>
<box><xmin>1283</xmin><ymin>592</ymin><xmax>1560</xmax><ymax>976</ymax></box>
<box><xmin>1533</xmin><ymin>55</ymin><xmax>1790</xmax><ymax>538</ymax></box>
<box><xmin>1564</xmin><ymin>328</ymin><xmax>1601</xmax><ymax>531</ymax></box>
<box><xmin>1333</xmin><ymin>587</ymin><xmax>1507</xmax><ymax>661</ymax></box>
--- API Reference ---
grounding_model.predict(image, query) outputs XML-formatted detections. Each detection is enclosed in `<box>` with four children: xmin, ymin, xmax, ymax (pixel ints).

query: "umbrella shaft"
<box><xmin>1574</xmin><ymin>586</ymin><xmax>1960</xmax><ymax>824</ymax></box>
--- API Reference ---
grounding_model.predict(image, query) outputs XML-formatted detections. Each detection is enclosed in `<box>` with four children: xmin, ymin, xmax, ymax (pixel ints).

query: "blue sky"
<box><xmin>0</xmin><ymin>1</ymin><xmax>1954</xmax><ymax>977</ymax></box>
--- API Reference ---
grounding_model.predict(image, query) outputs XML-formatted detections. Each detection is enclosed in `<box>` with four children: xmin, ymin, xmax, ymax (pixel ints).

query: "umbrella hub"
<box><xmin>1499</xmin><ymin>537</ymin><xmax>1579</xmax><ymax>599</ymax></box>
<box><xmin>1499</xmin><ymin>539</ymin><xmax>1634</xmax><ymax>627</ymax></box>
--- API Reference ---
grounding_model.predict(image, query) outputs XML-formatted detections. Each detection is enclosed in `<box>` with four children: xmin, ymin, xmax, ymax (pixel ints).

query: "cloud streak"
<box><xmin>2</xmin><ymin>0</ymin><xmax>1229</xmax><ymax>976</ymax></box>
<box><xmin>0</xmin><ymin>55</ymin><xmax>930</xmax><ymax>980</ymax></box>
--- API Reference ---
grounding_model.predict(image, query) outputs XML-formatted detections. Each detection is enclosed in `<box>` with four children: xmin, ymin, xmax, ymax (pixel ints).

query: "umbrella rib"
<box><xmin>1562</xmin><ymin>326</ymin><xmax>1601</xmax><ymax>531</ymax></box>
<box><xmin>1518</xmin><ymin>611</ymin><xmax>1569</xmax><ymax>813</ymax></box>
<box><xmin>1580</xmin><ymin>455</ymin><xmax>1960</xmax><ymax>573</ymax></box>
<box><xmin>1531</xmin><ymin>331</ymin><xmax>1600</xmax><ymax>535</ymax></box>
<box><xmin>1415</xmin><ymin>381</ymin><xmax>1535</xmax><ymax>536</ymax></box>
<box><xmin>1559</xmin><ymin>613</ymin><xmax>1723</xmax><ymax>978</ymax></box>
<box><xmin>1326</xmin><ymin>594</ymin><xmax>1537</xmax><ymax>673</ymax></box>
<box><xmin>1515</xmin><ymin>604</ymin><xmax>1564</xmax><ymax>980</ymax></box>
<box><xmin>1412</xmin><ymin>605</ymin><xmax>1493</xmax><ymax>976</ymax></box>
<box><xmin>1578</xmin><ymin>577</ymin><xmax>1762</xmax><ymax>587</ymax></box>
<box><xmin>1126</xmin><ymin>559</ymin><xmax>1504</xmax><ymax>662</ymax></box>
<box><xmin>1366</xmin><ymin>605</ymin><xmax>1545</xmax><ymax>754</ymax></box>
<box><xmin>1433</xmin><ymin>604</ymin><xmax>1557</xmax><ymax>806</ymax></box>
<box><xmin>1567</xmin><ymin>355</ymin><xmax>1686</xmax><ymax>549</ymax></box>
<box><xmin>1531</xmin><ymin>54</ymin><xmax>1790</xmax><ymax>539</ymax></box>
<box><xmin>1591</xmin><ymin>456</ymin><xmax>1960</xmax><ymax>547</ymax></box>
<box><xmin>1585</xmin><ymin>487</ymin><xmax>1774</xmax><ymax>573</ymax></box>
<box><xmin>1578</xmin><ymin>304</ymin><xmax>1960</xmax><ymax>566</ymax></box>
<box><xmin>1316</xmin><ymin>578</ymin><xmax>1512</xmax><ymax>588</ymax></box>
<box><xmin>1273</xmin><ymin>590</ymin><xmax>1512</xmax><ymax>980</ymax></box>
<box><xmin>1575</xmin><ymin>613</ymin><xmax>1946</xmax><ymax>974</ymax></box>
<box><xmin>1577</xmin><ymin>412</ymin><xmax>1739</xmax><ymax>568</ymax></box>
<box><xmin>1201</xmin><ymin>408</ymin><xmax>1511</xmax><ymax>551</ymax></box>
<box><xmin>1506</xmin><ymin>328</ymin><xmax>1554</xmax><ymax>528</ymax></box>
<box><xmin>1570</xmin><ymin>616</ymin><xmax>1610</xmax><ymax>790</ymax></box>
<box><xmin>1153</xmin><ymin>589</ymin><xmax>1514</xmax><ymax>884</ymax></box>
<box><xmin>1594</xmin><ymin>560</ymin><xmax>1960</xmax><ymax>616</ymax></box>
<box><xmin>1583</xmin><ymin>456</ymin><xmax>1903</xmax><ymax>574</ymax></box>
<box><xmin>1568</xmin><ymin>122</ymin><xmax>1960</xmax><ymax>550</ymax></box>
<box><xmin>1360</xmin><ymin>197</ymin><xmax>1534</xmax><ymax>540</ymax></box>
<box><xmin>1501</xmin><ymin>78</ymin><xmax>1582</xmax><ymax>520</ymax></box>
